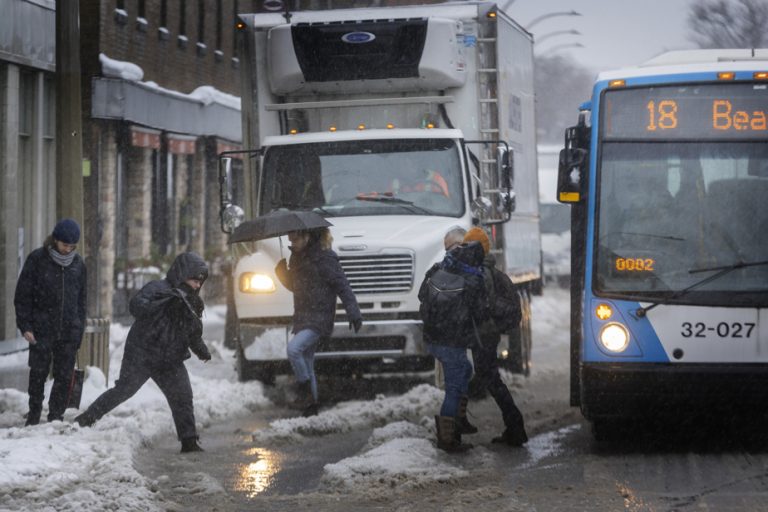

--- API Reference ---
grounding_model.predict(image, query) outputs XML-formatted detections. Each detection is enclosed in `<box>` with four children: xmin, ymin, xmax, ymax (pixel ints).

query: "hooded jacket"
<box><xmin>123</xmin><ymin>252</ymin><xmax>211</xmax><ymax>364</ymax></box>
<box><xmin>418</xmin><ymin>241</ymin><xmax>490</xmax><ymax>348</ymax></box>
<box><xmin>275</xmin><ymin>241</ymin><xmax>361</xmax><ymax>337</ymax></box>
<box><xmin>14</xmin><ymin>245</ymin><xmax>87</xmax><ymax>344</ymax></box>
<box><xmin>477</xmin><ymin>253</ymin><xmax>522</xmax><ymax>341</ymax></box>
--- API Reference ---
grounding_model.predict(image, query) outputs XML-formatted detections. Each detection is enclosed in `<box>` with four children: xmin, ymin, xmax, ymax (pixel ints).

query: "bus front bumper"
<box><xmin>580</xmin><ymin>362</ymin><xmax>768</xmax><ymax>420</ymax></box>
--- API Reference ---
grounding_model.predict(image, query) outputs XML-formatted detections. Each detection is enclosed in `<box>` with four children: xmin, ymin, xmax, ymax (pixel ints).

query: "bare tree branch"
<box><xmin>688</xmin><ymin>0</ymin><xmax>768</xmax><ymax>48</ymax></box>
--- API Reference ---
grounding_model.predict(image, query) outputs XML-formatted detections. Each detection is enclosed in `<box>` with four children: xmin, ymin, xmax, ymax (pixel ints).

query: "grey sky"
<box><xmin>506</xmin><ymin>0</ymin><xmax>696</xmax><ymax>72</ymax></box>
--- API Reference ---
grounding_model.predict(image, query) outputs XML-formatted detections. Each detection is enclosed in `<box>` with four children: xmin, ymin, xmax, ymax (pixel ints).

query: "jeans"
<box><xmin>287</xmin><ymin>329</ymin><xmax>321</xmax><ymax>401</ymax></box>
<box><xmin>427</xmin><ymin>343</ymin><xmax>473</xmax><ymax>417</ymax></box>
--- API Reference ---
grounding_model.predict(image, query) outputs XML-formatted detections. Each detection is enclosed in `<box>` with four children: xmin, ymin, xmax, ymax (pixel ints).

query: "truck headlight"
<box><xmin>239</xmin><ymin>273</ymin><xmax>276</xmax><ymax>293</ymax></box>
<box><xmin>599</xmin><ymin>323</ymin><xmax>630</xmax><ymax>352</ymax></box>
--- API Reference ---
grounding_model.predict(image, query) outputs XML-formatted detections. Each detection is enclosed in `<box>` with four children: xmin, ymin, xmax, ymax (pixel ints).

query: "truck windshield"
<box><xmin>259</xmin><ymin>139</ymin><xmax>464</xmax><ymax>217</ymax></box>
<box><xmin>594</xmin><ymin>141</ymin><xmax>768</xmax><ymax>302</ymax></box>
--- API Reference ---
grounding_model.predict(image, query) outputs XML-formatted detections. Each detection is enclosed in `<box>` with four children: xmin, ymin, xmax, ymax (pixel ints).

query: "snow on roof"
<box><xmin>99</xmin><ymin>53</ymin><xmax>241</xmax><ymax>111</ymax></box>
<box><xmin>598</xmin><ymin>48</ymin><xmax>768</xmax><ymax>82</ymax></box>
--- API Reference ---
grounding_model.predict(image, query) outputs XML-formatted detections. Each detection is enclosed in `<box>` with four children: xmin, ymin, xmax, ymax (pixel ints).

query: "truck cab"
<box><xmin>221</xmin><ymin>2</ymin><xmax>541</xmax><ymax>382</ymax></box>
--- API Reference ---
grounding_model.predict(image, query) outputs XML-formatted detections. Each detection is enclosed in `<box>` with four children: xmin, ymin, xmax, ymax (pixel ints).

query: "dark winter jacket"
<box><xmin>418</xmin><ymin>241</ymin><xmax>490</xmax><ymax>348</ymax></box>
<box><xmin>275</xmin><ymin>242</ymin><xmax>361</xmax><ymax>337</ymax></box>
<box><xmin>14</xmin><ymin>246</ymin><xmax>87</xmax><ymax>344</ymax></box>
<box><xmin>476</xmin><ymin>254</ymin><xmax>522</xmax><ymax>343</ymax></box>
<box><xmin>123</xmin><ymin>252</ymin><xmax>211</xmax><ymax>364</ymax></box>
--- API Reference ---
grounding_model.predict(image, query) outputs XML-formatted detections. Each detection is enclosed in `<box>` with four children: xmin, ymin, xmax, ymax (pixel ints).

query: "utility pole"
<box><xmin>55</xmin><ymin>0</ymin><xmax>84</xmax><ymax>229</ymax></box>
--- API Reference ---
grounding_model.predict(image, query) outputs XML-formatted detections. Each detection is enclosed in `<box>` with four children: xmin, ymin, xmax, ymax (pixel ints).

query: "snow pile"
<box><xmin>0</xmin><ymin>313</ymin><xmax>269</xmax><ymax>511</ymax></box>
<box><xmin>323</xmin><ymin>436</ymin><xmax>469</xmax><ymax>489</ymax></box>
<box><xmin>252</xmin><ymin>384</ymin><xmax>443</xmax><ymax>443</ymax></box>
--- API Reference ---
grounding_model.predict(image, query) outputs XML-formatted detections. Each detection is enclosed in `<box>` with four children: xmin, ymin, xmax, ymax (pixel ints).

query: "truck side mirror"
<box><xmin>557</xmin><ymin>148</ymin><xmax>587</xmax><ymax>204</ymax></box>
<box><xmin>497</xmin><ymin>146</ymin><xmax>515</xmax><ymax>213</ymax></box>
<box><xmin>219</xmin><ymin>157</ymin><xmax>244</xmax><ymax>233</ymax></box>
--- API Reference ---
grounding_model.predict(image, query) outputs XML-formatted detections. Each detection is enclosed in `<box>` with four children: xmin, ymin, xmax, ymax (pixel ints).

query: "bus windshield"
<box><xmin>595</xmin><ymin>141</ymin><xmax>768</xmax><ymax>299</ymax></box>
<box><xmin>259</xmin><ymin>139</ymin><xmax>464</xmax><ymax>218</ymax></box>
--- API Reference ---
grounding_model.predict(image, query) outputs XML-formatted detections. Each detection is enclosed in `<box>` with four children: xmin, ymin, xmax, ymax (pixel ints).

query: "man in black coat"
<box><xmin>14</xmin><ymin>219</ymin><xmax>87</xmax><ymax>425</ymax></box>
<box><xmin>75</xmin><ymin>252</ymin><xmax>212</xmax><ymax>453</ymax></box>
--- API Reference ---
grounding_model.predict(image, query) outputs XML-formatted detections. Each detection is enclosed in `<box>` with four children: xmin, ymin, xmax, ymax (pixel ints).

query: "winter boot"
<box><xmin>456</xmin><ymin>395</ymin><xmax>478</xmax><ymax>435</ymax></box>
<box><xmin>74</xmin><ymin>411</ymin><xmax>97</xmax><ymax>428</ymax></box>
<box><xmin>435</xmin><ymin>415</ymin><xmax>472</xmax><ymax>453</ymax></box>
<box><xmin>24</xmin><ymin>411</ymin><xmax>41</xmax><ymax>427</ymax></box>
<box><xmin>493</xmin><ymin>409</ymin><xmax>528</xmax><ymax>446</ymax></box>
<box><xmin>302</xmin><ymin>402</ymin><xmax>319</xmax><ymax>417</ymax></box>
<box><xmin>180</xmin><ymin>437</ymin><xmax>204</xmax><ymax>453</ymax></box>
<box><xmin>291</xmin><ymin>380</ymin><xmax>314</xmax><ymax>410</ymax></box>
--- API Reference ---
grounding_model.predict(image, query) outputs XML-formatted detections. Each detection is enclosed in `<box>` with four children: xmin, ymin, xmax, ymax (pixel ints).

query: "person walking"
<box><xmin>14</xmin><ymin>219</ymin><xmax>87</xmax><ymax>426</ymax></box>
<box><xmin>418</xmin><ymin>240</ymin><xmax>489</xmax><ymax>452</ymax></box>
<box><xmin>275</xmin><ymin>227</ymin><xmax>362</xmax><ymax>417</ymax></box>
<box><xmin>75</xmin><ymin>252</ymin><xmax>212</xmax><ymax>453</ymax></box>
<box><xmin>461</xmin><ymin>227</ymin><xmax>528</xmax><ymax>446</ymax></box>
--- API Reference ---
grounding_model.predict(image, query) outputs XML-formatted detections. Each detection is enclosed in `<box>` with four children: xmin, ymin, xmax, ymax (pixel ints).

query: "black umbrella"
<box><xmin>228</xmin><ymin>210</ymin><xmax>332</xmax><ymax>244</ymax></box>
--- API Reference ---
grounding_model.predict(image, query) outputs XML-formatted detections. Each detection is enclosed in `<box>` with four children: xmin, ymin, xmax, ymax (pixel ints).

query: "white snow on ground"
<box><xmin>0</xmin><ymin>304</ymin><xmax>269</xmax><ymax>511</ymax></box>
<box><xmin>0</xmin><ymin>291</ymin><xmax>571</xmax><ymax>508</ymax></box>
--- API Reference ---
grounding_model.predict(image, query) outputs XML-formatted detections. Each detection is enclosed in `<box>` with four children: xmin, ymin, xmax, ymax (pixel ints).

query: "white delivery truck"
<box><xmin>219</xmin><ymin>2</ymin><xmax>542</xmax><ymax>383</ymax></box>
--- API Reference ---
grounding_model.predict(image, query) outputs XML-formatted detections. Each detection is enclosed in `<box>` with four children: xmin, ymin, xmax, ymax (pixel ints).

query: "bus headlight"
<box><xmin>599</xmin><ymin>323</ymin><xmax>630</xmax><ymax>352</ymax></box>
<box><xmin>240</xmin><ymin>273</ymin><xmax>276</xmax><ymax>293</ymax></box>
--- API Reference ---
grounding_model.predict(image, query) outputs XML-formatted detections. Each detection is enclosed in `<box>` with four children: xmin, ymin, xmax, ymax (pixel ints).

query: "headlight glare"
<box><xmin>599</xmin><ymin>323</ymin><xmax>630</xmax><ymax>352</ymax></box>
<box><xmin>240</xmin><ymin>273</ymin><xmax>276</xmax><ymax>293</ymax></box>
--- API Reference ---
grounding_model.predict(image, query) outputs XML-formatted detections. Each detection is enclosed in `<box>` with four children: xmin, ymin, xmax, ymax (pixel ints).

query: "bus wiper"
<box><xmin>636</xmin><ymin>259</ymin><xmax>768</xmax><ymax>317</ymax></box>
<box><xmin>355</xmin><ymin>193</ymin><xmax>434</xmax><ymax>214</ymax></box>
<box><xmin>608</xmin><ymin>231</ymin><xmax>685</xmax><ymax>242</ymax></box>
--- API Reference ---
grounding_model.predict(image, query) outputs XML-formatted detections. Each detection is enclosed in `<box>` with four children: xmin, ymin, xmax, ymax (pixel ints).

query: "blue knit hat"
<box><xmin>52</xmin><ymin>218</ymin><xmax>81</xmax><ymax>244</ymax></box>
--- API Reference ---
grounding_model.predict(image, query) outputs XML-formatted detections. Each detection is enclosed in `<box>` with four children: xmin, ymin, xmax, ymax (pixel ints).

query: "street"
<box><xmin>131</xmin><ymin>289</ymin><xmax>768</xmax><ymax>511</ymax></box>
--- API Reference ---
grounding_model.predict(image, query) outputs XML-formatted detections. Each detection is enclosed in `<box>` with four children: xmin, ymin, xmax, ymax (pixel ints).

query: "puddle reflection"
<box><xmin>234</xmin><ymin>447</ymin><xmax>281</xmax><ymax>497</ymax></box>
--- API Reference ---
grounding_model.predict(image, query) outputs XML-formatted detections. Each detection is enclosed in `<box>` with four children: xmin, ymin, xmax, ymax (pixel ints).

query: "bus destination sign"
<box><xmin>602</xmin><ymin>83</ymin><xmax>768</xmax><ymax>140</ymax></box>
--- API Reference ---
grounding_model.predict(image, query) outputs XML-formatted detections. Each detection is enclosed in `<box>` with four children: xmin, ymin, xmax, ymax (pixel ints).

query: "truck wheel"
<box><xmin>223</xmin><ymin>273</ymin><xmax>239</xmax><ymax>349</ymax></box>
<box><xmin>503</xmin><ymin>291</ymin><xmax>532</xmax><ymax>376</ymax></box>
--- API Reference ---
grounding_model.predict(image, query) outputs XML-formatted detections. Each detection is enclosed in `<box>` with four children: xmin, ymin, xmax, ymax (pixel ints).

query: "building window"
<box><xmin>178</xmin><ymin>0</ymin><xmax>188</xmax><ymax>49</ymax></box>
<box><xmin>196</xmin><ymin>0</ymin><xmax>207</xmax><ymax>57</ymax></box>
<box><xmin>215</xmin><ymin>0</ymin><xmax>223</xmax><ymax>50</ymax></box>
<box><xmin>158</xmin><ymin>0</ymin><xmax>169</xmax><ymax>40</ymax></box>
<box><xmin>115</xmin><ymin>0</ymin><xmax>127</xmax><ymax>25</ymax></box>
<box><xmin>136</xmin><ymin>0</ymin><xmax>147</xmax><ymax>31</ymax></box>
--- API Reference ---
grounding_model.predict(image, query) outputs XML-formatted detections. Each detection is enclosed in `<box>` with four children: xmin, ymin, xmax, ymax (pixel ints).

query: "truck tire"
<box><xmin>503</xmin><ymin>290</ymin><xmax>532</xmax><ymax>376</ymax></box>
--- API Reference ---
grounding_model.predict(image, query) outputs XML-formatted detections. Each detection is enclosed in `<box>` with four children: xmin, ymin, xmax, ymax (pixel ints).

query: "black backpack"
<box><xmin>419</xmin><ymin>268</ymin><xmax>472</xmax><ymax>341</ymax></box>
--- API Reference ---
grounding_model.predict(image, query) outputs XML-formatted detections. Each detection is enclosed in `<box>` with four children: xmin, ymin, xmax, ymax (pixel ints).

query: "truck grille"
<box><xmin>339</xmin><ymin>253</ymin><xmax>414</xmax><ymax>294</ymax></box>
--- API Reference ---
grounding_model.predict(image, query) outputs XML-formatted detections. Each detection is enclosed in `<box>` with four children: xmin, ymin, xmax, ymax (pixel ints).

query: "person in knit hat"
<box><xmin>459</xmin><ymin>226</ymin><xmax>528</xmax><ymax>446</ymax></box>
<box><xmin>14</xmin><ymin>219</ymin><xmax>87</xmax><ymax>426</ymax></box>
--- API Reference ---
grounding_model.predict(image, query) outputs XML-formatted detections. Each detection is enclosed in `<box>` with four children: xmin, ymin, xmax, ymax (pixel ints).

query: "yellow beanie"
<box><xmin>464</xmin><ymin>227</ymin><xmax>490</xmax><ymax>255</ymax></box>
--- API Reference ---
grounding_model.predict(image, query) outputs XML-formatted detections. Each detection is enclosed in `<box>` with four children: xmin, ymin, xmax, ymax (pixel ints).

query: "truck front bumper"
<box><xmin>239</xmin><ymin>318</ymin><xmax>433</xmax><ymax>373</ymax></box>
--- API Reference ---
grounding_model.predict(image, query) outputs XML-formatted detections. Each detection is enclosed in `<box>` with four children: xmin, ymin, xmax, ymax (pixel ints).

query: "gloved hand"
<box><xmin>275</xmin><ymin>258</ymin><xmax>288</xmax><ymax>275</ymax></box>
<box><xmin>197</xmin><ymin>347</ymin><xmax>212</xmax><ymax>362</ymax></box>
<box><xmin>349</xmin><ymin>317</ymin><xmax>363</xmax><ymax>333</ymax></box>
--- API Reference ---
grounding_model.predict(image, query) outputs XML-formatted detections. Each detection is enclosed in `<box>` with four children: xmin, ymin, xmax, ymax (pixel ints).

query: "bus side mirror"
<box><xmin>219</xmin><ymin>157</ymin><xmax>244</xmax><ymax>234</ymax></box>
<box><xmin>557</xmin><ymin>148</ymin><xmax>587</xmax><ymax>204</ymax></box>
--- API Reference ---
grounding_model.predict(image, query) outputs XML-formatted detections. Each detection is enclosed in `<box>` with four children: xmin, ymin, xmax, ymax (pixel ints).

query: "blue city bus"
<box><xmin>557</xmin><ymin>50</ymin><xmax>768</xmax><ymax>438</ymax></box>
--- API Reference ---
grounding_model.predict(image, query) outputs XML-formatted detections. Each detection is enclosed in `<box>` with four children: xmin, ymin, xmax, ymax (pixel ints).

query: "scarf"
<box><xmin>48</xmin><ymin>246</ymin><xmax>76</xmax><ymax>267</ymax></box>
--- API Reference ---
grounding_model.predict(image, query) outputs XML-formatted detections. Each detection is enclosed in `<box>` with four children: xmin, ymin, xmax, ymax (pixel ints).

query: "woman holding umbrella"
<box><xmin>275</xmin><ymin>227</ymin><xmax>362</xmax><ymax>416</ymax></box>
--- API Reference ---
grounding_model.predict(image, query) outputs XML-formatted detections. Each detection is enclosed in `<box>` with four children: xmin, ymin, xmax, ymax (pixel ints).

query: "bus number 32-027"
<box><xmin>681</xmin><ymin>322</ymin><xmax>756</xmax><ymax>338</ymax></box>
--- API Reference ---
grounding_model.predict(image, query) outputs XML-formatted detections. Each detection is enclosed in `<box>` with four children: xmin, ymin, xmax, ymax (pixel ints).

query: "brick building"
<box><xmin>81</xmin><ymin>0</ymin><xmax>257</xmax><ymax>318</ymax></box>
